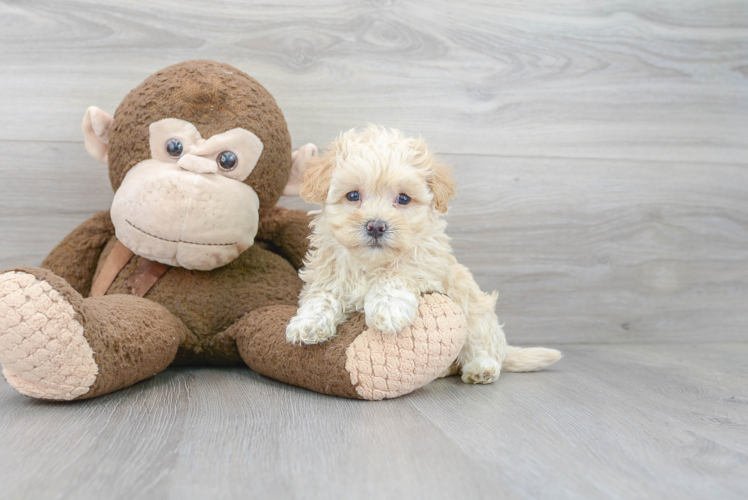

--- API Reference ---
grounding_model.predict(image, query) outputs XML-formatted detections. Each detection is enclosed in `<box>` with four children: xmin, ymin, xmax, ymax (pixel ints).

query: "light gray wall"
<box><xmin>1</xmin><ymin>0</ymin><xmax>746</xmax><ymax>343</ymax></box>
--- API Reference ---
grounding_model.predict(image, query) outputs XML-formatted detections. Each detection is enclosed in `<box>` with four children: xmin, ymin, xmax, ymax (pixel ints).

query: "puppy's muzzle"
<box><xmin>365</xmin><ymin>220</ymin><xmax>387</xmax><ymax>240</ymax></box>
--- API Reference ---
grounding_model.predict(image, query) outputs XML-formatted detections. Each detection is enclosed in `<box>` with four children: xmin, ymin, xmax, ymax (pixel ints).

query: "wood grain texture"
<box><xmin>0</xmin><ymin>0</ymin><xmax>746</xmax><ymax>162</ymax></box>
<box><xmin>1</xmin><ymin>343</ymin><xmax>746</xmax><ymax>500</ymax></box>
<box><xmin>1</xmin><ymin>3</ymin><xmax>747</xmax><ymax>496</ymax></box>
<box><xmin>2</xmin><ymin>142</ymin><xmax>746</xmax><ymax>343</ymax></box>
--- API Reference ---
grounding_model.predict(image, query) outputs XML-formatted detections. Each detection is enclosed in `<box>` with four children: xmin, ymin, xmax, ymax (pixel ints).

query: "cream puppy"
<box><xmin>286</xmin><ymin>126</ymin><xmax>561</xmax><ymax>383</ymax></box>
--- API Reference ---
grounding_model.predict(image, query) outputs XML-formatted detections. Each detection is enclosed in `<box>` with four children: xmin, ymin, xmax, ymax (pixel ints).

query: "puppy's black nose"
<box><xmin>366</xmin><ymin>220</ymin><xmax>387</xmax><ymax>239</ymax></box>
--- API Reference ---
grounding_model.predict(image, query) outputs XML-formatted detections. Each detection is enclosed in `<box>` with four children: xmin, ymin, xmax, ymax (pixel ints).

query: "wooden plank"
<box><xmin>1</xmin><ymin>2</ymin><xmax>746</xmax><ymax>499</ymax></box>
<box><xmin>2</xmin><ymin>142</ymin><xmax>746</xmax><ymax>343</ymax></box>
<box><xmin>283</xmin><ymin>152</ymin><xmax>748</xmax><ymax>343</ymax></box>
<box><xmin>0</xmin><ymin>343</ymin><xmax>746</xmax><ymax>499</ymax></box>
<box><xmin>408</xmin><ymin>342</ymin><xmax>748</xmax><ymax>500</ymax></box>
<box><xmin>0</xmin><ymin>141</ymin><xmax>113</xmax><ymax>268</ymax></box>
<box><xmin>0</xmin><ymin>1</ymin><xmax>746</xmax><ymax>162</ymax></box>
<box><xmin>440</xmin><ymin>154</ymin><xmax>748</xmax><ymax>344</ymax></box>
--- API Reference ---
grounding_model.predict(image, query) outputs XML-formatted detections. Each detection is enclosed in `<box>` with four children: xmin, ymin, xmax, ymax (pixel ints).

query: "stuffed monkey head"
<box><xmin>82</xmin><ymin>60</ymin><xmax>293</xmax><ymax>270</ymax></box>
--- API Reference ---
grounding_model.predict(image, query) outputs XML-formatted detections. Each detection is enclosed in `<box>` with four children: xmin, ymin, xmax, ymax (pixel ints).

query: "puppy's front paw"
<box><xmin>364</xmin><ymin>292</ymin><xmax>418</xmax><ymax>335</ymax></box>
<box><xmin>461</xmin><ymin>356</ymin><xmax>502</xmax><ymax>384</ymax></box>
<box><xmin>286</xmin><ymin>313</ymin><xmax>337</xmax><ymax>345</ymax></box>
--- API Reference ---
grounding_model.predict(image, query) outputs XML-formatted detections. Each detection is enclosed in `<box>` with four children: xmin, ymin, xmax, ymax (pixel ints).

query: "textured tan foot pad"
<box><xmin>345</xmin><ymin>294</ymin><xmax>468</xmax><ymax>400</ymax></box>
<box><xmin>0</xmin><ymin>272</ymin><xmax>98</xmax><ymax>400</ymax></box>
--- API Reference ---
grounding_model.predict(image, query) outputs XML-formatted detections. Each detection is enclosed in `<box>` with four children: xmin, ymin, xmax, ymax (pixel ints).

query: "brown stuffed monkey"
<box><xmin>0</xmin><ymin>60</ymin><xmax>466</xmax><ymax>401</ymax></box>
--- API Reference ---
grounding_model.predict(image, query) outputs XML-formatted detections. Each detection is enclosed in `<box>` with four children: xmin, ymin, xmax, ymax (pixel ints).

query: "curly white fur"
<box><xmin>286</xmin><ymin>125</ymin><xmax>561</xmax><ymax>383</ymax></box>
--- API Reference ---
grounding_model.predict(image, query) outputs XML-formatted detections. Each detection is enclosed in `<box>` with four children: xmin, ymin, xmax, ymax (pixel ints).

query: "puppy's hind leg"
<box><xmin>448</xmin><ymin>264</ymin><xmax>508</xmax><ymax>384</ymax></box>
<box><xmin>453</xmin><ymin>282</ymin><xmax>562</xmax><ymax>381</ymax></box>
<box><xmin>458</xmin><ymin>291</ymin><xmax>507</xmax><ymax>384</ymax></box>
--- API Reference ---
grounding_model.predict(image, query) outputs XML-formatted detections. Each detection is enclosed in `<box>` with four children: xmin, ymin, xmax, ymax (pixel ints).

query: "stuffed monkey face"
<box><xmin>110</xmin><ymin>119</ymin><xmax>263</xmax><ymax>270</ymax></box>
<box><xmin>82</xmin><ymin>60</ymin><xmax>293</xmax><ymax>270</ymax></box>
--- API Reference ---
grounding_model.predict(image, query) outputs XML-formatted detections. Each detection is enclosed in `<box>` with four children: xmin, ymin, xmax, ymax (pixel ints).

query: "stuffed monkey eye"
<box><xmin>397</xmin><ymin>193</ymin><xmax>411</xmax><ymax>205</ymax></box>
<box><xmin>217</xmin><ymin>151</ymin><xmax>238</xmax><ymax>171</ymax></box>
<box><xmin>166</xmin><ymin>139</ymin><xmax>184</xmax><ymax>158</ymax></box>
<box><xmin>346</xmin><ymin>191</ymin><xmax>360</xmax><ymax>202</ymax></box>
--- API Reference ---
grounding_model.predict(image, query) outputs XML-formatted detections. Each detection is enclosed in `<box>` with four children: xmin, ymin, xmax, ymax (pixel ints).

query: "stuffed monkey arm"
<box><xmin>255</xmin><ymin>207</ymin><xmax>312</xmax><ymax>271</ymax></box>
<box><xmin>40</xmin><ymin>210</ymin><xmax>115</xmax><ymax>297</ymax></box>
<box><xmin>254</xmin><ymin>143</ymin><xmax>317</xmax><ymax>270</ymax></box>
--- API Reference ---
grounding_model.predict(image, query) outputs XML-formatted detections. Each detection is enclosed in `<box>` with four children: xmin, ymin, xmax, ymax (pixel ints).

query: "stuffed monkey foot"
<box><xmin>234</xmin><ymin>293</ymin><xmax>468</xmax><ymax>400</ymax></box>
<box><xmin>0</xmin><ymin>269</ymin><xmax>465</xmax><ymax>401</ymax></box>
<box><xmin>0</xmin><ymin>267</ymin><xmax>188</xmax><ymax>400</ymax></box>
<box><xmin>0</xmin><ymin>271</ymin><xmax>98</xmax><ymax>400</ymax></box>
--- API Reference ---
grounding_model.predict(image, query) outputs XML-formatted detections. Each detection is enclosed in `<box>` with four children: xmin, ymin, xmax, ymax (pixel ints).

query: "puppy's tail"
<box><xmin>502</xmin><ymin>345</ymin><xmax>562</xmax><ymax>372</ymax></box>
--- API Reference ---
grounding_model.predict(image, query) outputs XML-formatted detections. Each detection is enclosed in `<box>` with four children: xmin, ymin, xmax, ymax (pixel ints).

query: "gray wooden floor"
<box><xmin>1</xmin><ymin>344</ymin><xmax>747</xmax><ymax>500</ymax></box>
<box><xmin>1</xmin><ymin>1</ymin><xmax>747</xmax><ymax>499</ymax></box>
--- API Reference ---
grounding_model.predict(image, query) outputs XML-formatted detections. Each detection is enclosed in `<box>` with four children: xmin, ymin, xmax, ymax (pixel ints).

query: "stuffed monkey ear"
<box><xmin>429</xmin><ymin>162</ymin><xmax>457</xmax><ymax>213</ymax></box>
<box><xmin>82</xmin><ymin>106</ymin><xmax>114</xmax><ymax>164</ymax></box>
<box><xmin>299</xmin><ymin>153</ymin><xmax>335</xmax><ymax>204</ymax></box>
<box><xmin>284</xmin><ymin>143</ymin><xmax>318</xmax><ymax>197</ymax></box>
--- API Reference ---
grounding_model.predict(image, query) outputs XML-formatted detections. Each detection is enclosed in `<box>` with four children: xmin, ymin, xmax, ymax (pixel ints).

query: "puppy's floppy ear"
<box><xmin>300</xmin><ymin>153</ymin><xmax>335</xmax><ymax>203</ymax></box>
<box><xmin>429</xmin><ymin>162</ymin><xmax>457</xmax><ymax>213</ymax></box>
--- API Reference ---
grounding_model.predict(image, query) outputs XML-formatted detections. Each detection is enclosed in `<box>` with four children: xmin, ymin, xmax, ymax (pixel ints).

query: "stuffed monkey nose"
<box><xmin>178</xmin><ymin>154</ymin><xmax>218</xmax><ymax>174</ymax></box>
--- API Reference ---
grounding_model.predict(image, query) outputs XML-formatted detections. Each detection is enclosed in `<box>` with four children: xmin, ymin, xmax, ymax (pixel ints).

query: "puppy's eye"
<box><xmin>346</xmin><ymin>191</ymin><xmax>360</xmax><ymax>202</ymax></box>
<box><xmin>166</xmin><ymin>139</ymin><xmax>183</xmax><ymax>158</ymax></box>
<box><xmin>397</xmin><ymin>193</ymin><xmax>411</xmax><ymax>205</ymax></box>
<box><xmin>217</xmin><ymin>151</ymin><xmax>238</xmax><ymax>171</ymax></box>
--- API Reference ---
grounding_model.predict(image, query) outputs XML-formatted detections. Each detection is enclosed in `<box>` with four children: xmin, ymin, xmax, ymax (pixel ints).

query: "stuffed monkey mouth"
<box><xmin>125</xmin><ymin>219</ymin><xmax>238</xmax><ymax>247</ymax></box>
<box><xmin>110</xmin><ymin>160</ymin><xmax>260</xmax><ymax>271</ymax></box>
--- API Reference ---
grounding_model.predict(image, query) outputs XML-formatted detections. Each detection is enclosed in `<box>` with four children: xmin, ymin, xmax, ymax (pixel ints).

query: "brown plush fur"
<box><xmin>40</xmin><ymin>211</ymin><xmax>115</xmax><ymax>296</ymax></box>
<box><xmin>254</xmin><ymin>207</ymin><xmax>315</xmax><ymax>271</ymax></box>
<box><xmin>94</xmin><ymin>211</ymin><xmax>307</xmax><ymax>362</ymax></box>
<box><xmin>0</xmin><ymin>61</ymin><xmax>467</xmax><ymax>401</ymax></box>
<box><xmin>108</xmin><ymin>60</ymin><xmax>292</xmax><ymax>219</ymax></box>
<box><xmin>235</xmin><ymin>305</ymin><xmax>364</xmax><ymax>399</ymax></box>
<box><xmin>41</xmin><ymin>207</ymin><xmax>309</xmax><ymax>359</ymax></box>
<box><xmin>9</xmin><ymin>266</ymin><xmax>189</xmax><ymax>399</ymax></box>
<box><xmin>31</xmin><ymin>205</ymin><xmax>348</xmax><ymax>399</ymax></box>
